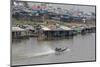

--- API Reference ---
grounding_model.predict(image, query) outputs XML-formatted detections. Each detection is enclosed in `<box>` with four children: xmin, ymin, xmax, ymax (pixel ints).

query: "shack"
<box><xmin>38</xmin><ymin>24</ymin><xmax>74</xmax><ymax>40</ymax></box>
<box><xmin>12</xmin><ymin>27</ymin><xmax>28</xmax><ymax>38</ymax></box>
<box><xmin>22</xmin><ymin>25</ymin><xmax>37</xmax><ymax>37</ymax></box>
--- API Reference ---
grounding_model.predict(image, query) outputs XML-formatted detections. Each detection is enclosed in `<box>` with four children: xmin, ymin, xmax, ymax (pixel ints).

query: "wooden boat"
<box><xmin>55</xmin><ymin>48</ymin><xmax>67</xmax><ymax>52</ymax></box>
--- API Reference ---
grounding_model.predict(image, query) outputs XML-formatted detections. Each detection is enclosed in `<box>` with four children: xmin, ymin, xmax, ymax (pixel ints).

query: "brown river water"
<box><xmin>12</xmin><ymin>33</ymin><xmax>95</xmax><ymax>66</ymax></box>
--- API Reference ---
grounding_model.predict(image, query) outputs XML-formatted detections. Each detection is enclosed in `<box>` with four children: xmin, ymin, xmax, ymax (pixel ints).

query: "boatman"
<box><xmin>82</xmin><ymin>18</ymin><xmax>86</xmax><ymax>23</ymax></box>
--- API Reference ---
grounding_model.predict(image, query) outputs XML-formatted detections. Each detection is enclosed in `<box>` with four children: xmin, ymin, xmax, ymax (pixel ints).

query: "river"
<box><xmin>11</xmin><ymin>33</ymin><xmax>96</xmax><ymax>66</ymax></box>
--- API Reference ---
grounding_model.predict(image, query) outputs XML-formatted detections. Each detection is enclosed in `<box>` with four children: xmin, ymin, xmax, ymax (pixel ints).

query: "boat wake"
<box><xmin>13</xmin><ymin>44</ymin><xmax>71</xmax><ymax>59</ymax></box>
<box><xmin>24</xmin><ymin>50</ymin><xmax>55</xmax><ymax>58</ymax></box>
<box><xmin>20</xmin><ymin>44</ymin><xmax>55</xmax><ymax>58</ymax></box>
<box><xmin>23</xmin><ymin>48</ymin><xmax>71</xmax><ymax>58</ymax></box>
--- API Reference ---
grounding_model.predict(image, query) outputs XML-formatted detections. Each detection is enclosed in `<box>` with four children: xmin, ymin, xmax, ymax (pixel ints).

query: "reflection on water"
<box><xmin>12</xmin><ymin>33</ymin><xmax>95</xmax><ymax>65</ymax></box>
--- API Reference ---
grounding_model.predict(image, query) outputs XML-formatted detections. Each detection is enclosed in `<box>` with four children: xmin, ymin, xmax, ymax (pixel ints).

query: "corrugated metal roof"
<box><xmin>60</xmin><ymin>25</ymin><xmax>72</xmax><ymax>30</ymax></box>
<box><xmin>41</xmin><ymin>25</ymin><xmax>51</xmax><ymax>31</ymax></box>
<box><xmin>41</xmin><ymin>25</ymin><xmax>72</xmax><ymax>31</ymax></box>
<box><xmin>12</xmin><ymin>27</ymin><xmax>25</xmax><ymax>32</ymax></box>
<box><xmin>23</xmin><ymin>25</ymin><xmax>34</xmax><ymax>30</ymax></box>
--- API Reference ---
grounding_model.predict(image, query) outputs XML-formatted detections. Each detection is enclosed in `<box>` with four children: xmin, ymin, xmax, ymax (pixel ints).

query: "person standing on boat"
<box><xmin>82</xmin><ymin>18</ymin><xmax>87</xmax><ymax>24</ymax></box>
